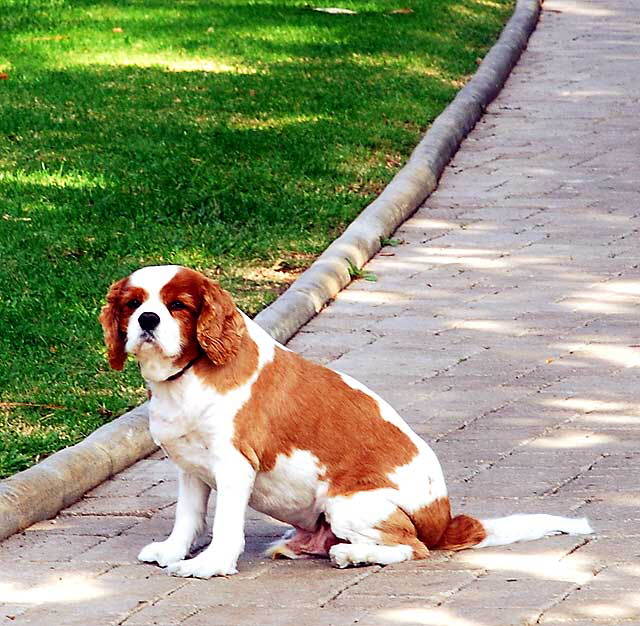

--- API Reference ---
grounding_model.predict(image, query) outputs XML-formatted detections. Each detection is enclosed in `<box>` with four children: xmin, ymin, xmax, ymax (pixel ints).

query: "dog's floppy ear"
<box><xmin>197</xmin><ymin>279</ymin><xmax>245</xmax><ymax>365</ymax></box>
<box><xmin>99</xmin><ymin>277</ymin><xmax>128</xmax><ymax>371</ymax></box>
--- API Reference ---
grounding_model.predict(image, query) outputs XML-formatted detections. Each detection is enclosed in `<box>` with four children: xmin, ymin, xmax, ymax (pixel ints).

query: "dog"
<box><xmin>100</xmin><ymin>265</ymin><xmax>592</xmax><ymax>578</ymax></box>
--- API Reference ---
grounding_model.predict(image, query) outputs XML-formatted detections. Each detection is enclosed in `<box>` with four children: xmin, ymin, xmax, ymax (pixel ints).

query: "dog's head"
<box><xmin>99</xmin><ymin>265</ymin><xmax>244</xmax><ymax>381</ymax></box>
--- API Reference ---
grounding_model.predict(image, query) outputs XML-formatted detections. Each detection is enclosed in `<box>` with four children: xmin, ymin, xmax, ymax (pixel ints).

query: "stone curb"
<box><xmin>0</xmin><ymin>0</ymin><xmax>540</xmax><ymax>542</ymax></box>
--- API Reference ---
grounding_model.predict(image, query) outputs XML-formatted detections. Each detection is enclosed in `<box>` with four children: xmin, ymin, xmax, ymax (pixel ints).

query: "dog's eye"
<box><xmin>169</xmin><ymin>300</ymin><xmax>187</xmax><ymax>312</ymax></box>
<box><xmin>126</xmin><ymin>299</ymin><xmax>141</xmax><ymax>310</ymax></box>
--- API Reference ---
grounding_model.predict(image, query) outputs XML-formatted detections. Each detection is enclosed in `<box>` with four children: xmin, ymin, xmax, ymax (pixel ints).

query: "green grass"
<box><xmin>0</xmin><ymin>0</ymin><xmax>513</xmax><ymax>477</ymax></box>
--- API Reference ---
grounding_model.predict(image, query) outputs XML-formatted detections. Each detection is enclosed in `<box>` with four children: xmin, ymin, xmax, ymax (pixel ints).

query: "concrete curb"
<box><xmin>0</xmin><ymin>0</ymin><xmax>540</xmax><ymax>542</ymax></box>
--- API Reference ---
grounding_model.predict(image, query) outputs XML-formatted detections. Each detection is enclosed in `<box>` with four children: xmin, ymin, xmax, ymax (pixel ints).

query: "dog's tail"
<box><xmin>434</xmin><ymin>512</ymin><xmax>593</xmax><ymax>551</ymax></box>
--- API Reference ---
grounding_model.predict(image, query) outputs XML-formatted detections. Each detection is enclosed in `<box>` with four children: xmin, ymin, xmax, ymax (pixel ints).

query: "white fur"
<box><xmin>126</xmin><ymin>265</ymin><xmax>184</xmax><ymax>381</ymax></box>
<box><xmin>250</xmin><ymin>450</ymin><xmax>328</xmax><ymax>531</ymax></box>
<box><xmin>327</xmin><ymin>490</ymin><xmax>398</xmax><ymax>545</ymax></box>
<box><xmin>167</xmin><ymin>451</ymin><xmax>256</xmax><ymax>578</ymax></box>
<box><xmin>475</xmin><ymin>514</ymin><xmax>593</xmax><ymax>548</ymax></box>
<box><xmin>138</xmin><ymin>469</ymin><xmax>210</xmax><ymax>566</ymax></box>
<box><xmin>329</xmin><ymin>543</ymin><xmax>413</xmax><ymax>568</ymax></box>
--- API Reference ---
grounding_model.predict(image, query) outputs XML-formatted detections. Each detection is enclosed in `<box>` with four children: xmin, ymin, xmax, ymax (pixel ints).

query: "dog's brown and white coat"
<box><xmin>100</xmin><ymin>265</ymin><xmax>592</xmax><ymax>578</ymax></box>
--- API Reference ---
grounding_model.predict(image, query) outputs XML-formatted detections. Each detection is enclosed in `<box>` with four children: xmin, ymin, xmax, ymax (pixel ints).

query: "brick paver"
<box><xmin>2</xmin><ymin>1</ymin><xmax>639</xmax><ymax>624</ymax></box>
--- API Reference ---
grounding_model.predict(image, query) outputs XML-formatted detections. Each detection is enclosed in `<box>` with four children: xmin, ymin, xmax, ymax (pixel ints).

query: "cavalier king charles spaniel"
<box><xmin>100</xmin><ymin>265</ymin><xmax>591</xmax><ymax>578</ymax></box>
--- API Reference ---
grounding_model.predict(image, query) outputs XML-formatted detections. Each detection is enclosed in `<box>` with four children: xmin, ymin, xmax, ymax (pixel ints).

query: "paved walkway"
<box><xmin>3</xmin><ymin>1</ymin><xmax>640</xmax><ymax>624</ymax></box>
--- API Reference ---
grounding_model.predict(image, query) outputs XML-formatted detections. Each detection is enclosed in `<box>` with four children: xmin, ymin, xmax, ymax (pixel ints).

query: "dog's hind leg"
<box><xmin>325</xmin><ymin>495</ymin><xmax>428</xmax><ymax>568</ymax></box>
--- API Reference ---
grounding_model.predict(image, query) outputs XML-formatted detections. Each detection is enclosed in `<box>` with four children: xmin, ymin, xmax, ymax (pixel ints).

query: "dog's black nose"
<box><xmin>139</xmin><ymin>312</ymin><xmax>160</xmax><ymax>332</ymax></box>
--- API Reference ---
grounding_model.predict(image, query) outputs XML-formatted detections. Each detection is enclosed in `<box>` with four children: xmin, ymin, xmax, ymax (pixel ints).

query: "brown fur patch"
<box><xmin>232</xmin><ymin>347</ymin><xmax>418</xmax><ymax>497</ymax></box>
<box><xmin>196</xmin><ymin>278</ymin><xmax>245</xmax><ymax>366</ymax></box>
<box><xmin>99</xmin><ymin>279</ymin><xmax>147</xmax><ymax>370</ymax></box>
<box><xmin>412</xmin><ymin>498</ymin><xmax>486</xmax><ymax>550</ymax></box>
<box><xmin>411</xmin><ymin>497</ymin><xmax>453</xmax><ymax>548</ymax></box>
<box><xmin>100</xmin><ymin>266</ymin><xmax>253</xmax><ymax>383</ymax></box>
<box><xmin>435</xmin><ymin>513</ymin><xmax>487</xmax><ymax>551</ymax></box>
<box><xmin>193</xmin><ymin>331</ymin><xmax>259</xmax><ymax>395</ymax></box>
<box><xmin>376</xmin><ymin>508</ymin><xmax>429</xmax><ymax>559</ymax></box>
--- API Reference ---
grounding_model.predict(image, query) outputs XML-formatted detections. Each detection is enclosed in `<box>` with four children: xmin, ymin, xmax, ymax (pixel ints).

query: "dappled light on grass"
<box><xmin>0</xmin><ymin>575</ymin><xmax>108</xmax><ymax>604</ymax></box>
<box><xmin>228</xmin><ymin>113</ymin><xmax>329</xmax><ymax>131</ymax></box>
<box><xmin>87</xmin><ymin>54</ymin><xmax>258</xmax><ymax>75</ymax></box>
<box><xmin>0</xmin><ymin>0</ymin><xmax>515</xmax><ymax>473</ymax></box>
<box><xmin>0</xmin><ymin>170</ymin><xmax>107</xmax><ymax>193</ymax></box>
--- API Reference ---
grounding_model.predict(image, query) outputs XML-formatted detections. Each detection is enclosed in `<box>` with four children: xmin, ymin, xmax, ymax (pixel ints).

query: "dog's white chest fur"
<box><xmin>147</xmin><ymin>380</ymin><xmax>235</xmax><ymax>488</ymax></box>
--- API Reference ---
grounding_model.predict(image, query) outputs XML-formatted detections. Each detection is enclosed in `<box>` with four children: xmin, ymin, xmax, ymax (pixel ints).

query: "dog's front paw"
<box><xmin>166</xmin><ymin>554</ymin><xmax>238</xmax><ymax>579</ymax></box>
<box><xmin>138</xmin><ymin>540</ymin><xmax>187</xmax><ymax>567</ymax></box>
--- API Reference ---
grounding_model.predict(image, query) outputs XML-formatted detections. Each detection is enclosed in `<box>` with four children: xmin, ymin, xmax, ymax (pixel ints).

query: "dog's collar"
<box><xmin>164</xmin><ymin>355</ymin><xmax>202</xmax><ymax>382</ymax></box>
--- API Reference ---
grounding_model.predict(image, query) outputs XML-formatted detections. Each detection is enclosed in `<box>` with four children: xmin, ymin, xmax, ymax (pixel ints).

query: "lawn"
<box><xmin>0</xmin><ymin>0</ymin><xmax>513</xmax><ymax>477</ymax></box>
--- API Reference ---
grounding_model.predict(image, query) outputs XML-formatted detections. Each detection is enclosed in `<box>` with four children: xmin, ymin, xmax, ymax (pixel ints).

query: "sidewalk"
<box><xmin>2</xmin><ymin>0</ymin><xmax>639</xmax><ymax>624</ymax></box>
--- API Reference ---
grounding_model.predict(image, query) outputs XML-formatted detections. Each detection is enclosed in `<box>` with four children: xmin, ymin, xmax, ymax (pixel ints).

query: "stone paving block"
<box><xmin>1</xmin><ymin>562</ymin><xmax>113</xmax><ymax>622</ymax></box>
<box><xmin>73</xmin><ymin>531</ymin><xmax>152</xmax><ymax>565</ymax></box>
<box><xmin>538</xmin><ymin>587</ymin><xmax>640</xmax><ymax>624</ymax></box>
<box><xmin>166</xmin><ymin>559</ymin><xmax>377</xmax><ymax>609</ymax></box>
<box><xmin>122</xmin><ymin>600</ymin><xmax>201</xmax><ymax>626</ymax></box>
<box><xmin>455</xmin><ymin>495</ymin><xmax>587</xmax><ymax>519</ymax></box>
<box><xmin>24</xmin><ymin>515</ymin><xmax>142</xmax><ymax>538</ymax></box>
<box><xmin>0</xmin><ymin>603</ymin><xmax>30</xmax><ymax>622</ymax></box>
<box><xmin>363</xmin><ymin>604</ymin><xmax>541</xmax><ymax>626</ymax></box>
<box><xmin>182</xmin><ymin>606</ymin><xmax>364</xmax><ymax>626</ymax></box>
<box><xmin>85</xmin><ymin>478</ymin><xmax>158</xmax><ymax>499</ymax></box>
<box><xmin>463</xmin><ymin>467</ymin><xmax>562</xmax><ymax>497</ymax></box>
<box><xmin>451</xmin><ymin>535</ymin><xmax>598</xmax><ymax>584</ymax></box>
<box><xmin>327</xmin><ymin>566</ymin><xmax>478</xmax><ymax>608</ymax></box>
<box><xmin>11</xmin><ymin>587</ymin><xmax>176</xmax><ymax>626</ymax></box>
<box><xmin>125</xmin><ymin>515</ymin><xmax>176</xmax><ymax>540</ymax></box>
<box><xmin>137</xmin><ymin>479</ymin><xmax>180</xmax><ymax>500</ymax></box>
<box><xmin>442</xmin><ymin>574</ymin><xmax>572</xmax><ymax>609</ymax></box>
<box><xmin>0</xmin><ymin>530</ymin><xmax>105</xmax><ymax>564</ymax></box>
<box><xmin>117</xmin><ymin>459</ymin><xmax>174</xmax><ymax>482</ymax></box>
<box><xmin>62</xmin><ymin>495</ymin><xmax>171</xmax><ymax>517</ymax></box>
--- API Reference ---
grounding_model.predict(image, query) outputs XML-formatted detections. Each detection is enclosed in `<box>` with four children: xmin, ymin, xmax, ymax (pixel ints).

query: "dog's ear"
<box><xmin>197</xmin><ymin>279</ymin><xmax>245</xmax><ymax>365</ymax></box>
<box><xmin>99</xmin><ymin>277</ymin><xmax>128</xmax><ymax>371</ymax></box>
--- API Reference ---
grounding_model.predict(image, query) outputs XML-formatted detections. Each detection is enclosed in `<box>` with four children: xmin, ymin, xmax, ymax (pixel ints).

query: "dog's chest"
<box><xmin>148</xmin><ymin>383</ymin><xmax>239</xmax><ymax>486</ymax></box>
